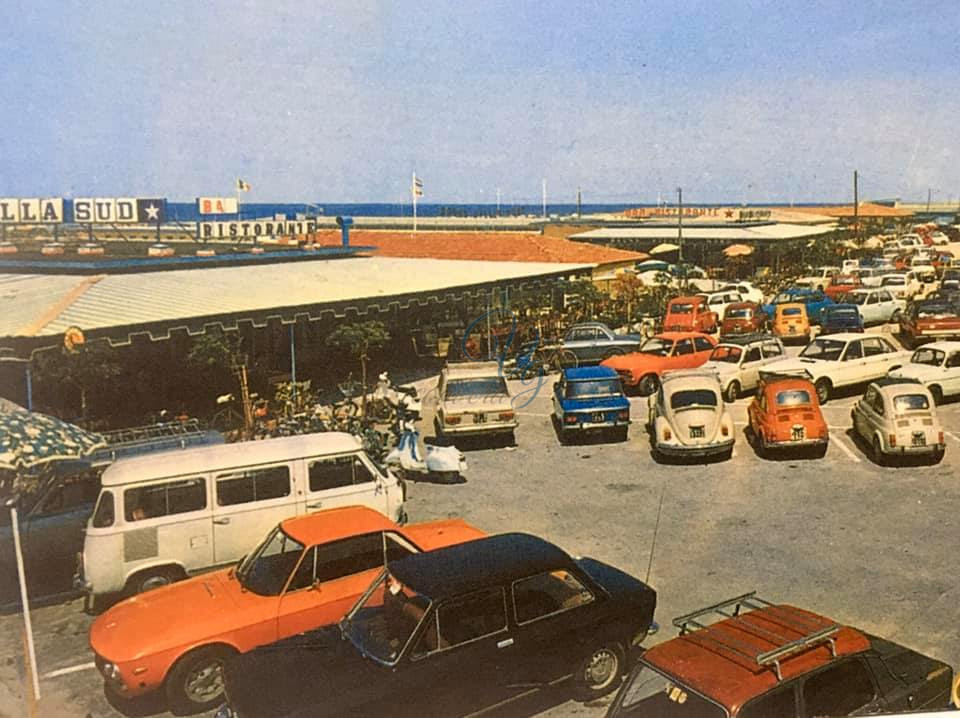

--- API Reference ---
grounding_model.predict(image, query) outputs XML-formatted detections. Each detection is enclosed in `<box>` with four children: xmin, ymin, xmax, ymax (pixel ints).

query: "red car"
<box><xmin>601</xmin><ymin>331</ymin><xmax>716</xmax><ymax>395</ymax></box>
<box><xmin>720</xmin><ymin>302</ymin><xmax>765</xmax><ymax>336</ymax></box>
<box><xmin>747</xmin><ymin>372</ymin><xmax>828</xmax><ymax>457</ymax></box>
<box><xmin>662</xmin><ymin>296</ymin><xmax>718</xmax><ymax>333</ymax></box>
<box><xmin>823</xmin><ymin>274</ymin><xmax>862</xmax><ymax>301</ymax></box>
<box><xmin>899</xmin><ymin>298</ymin><xmax>960</xmax><ymax>349</ymax></box>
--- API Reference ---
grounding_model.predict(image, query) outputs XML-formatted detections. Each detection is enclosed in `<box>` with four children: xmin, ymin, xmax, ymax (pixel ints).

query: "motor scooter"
<box><xmin>384</xmin><ymin>412</ymin><xmax>466</xmax><ymax>484</ymax></box>
<box><xmin>368</xmin><ymin>372</ymin><xmax>422</xmax><ymax>421</ymax></box>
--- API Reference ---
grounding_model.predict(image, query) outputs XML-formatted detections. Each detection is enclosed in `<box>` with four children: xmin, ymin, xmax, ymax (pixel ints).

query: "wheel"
<box><xmin>558</xmin><ymin>350</ymin><xmax>579</xmax><ymax>370</ymax></box>
<box><xmin>638</xmin><ymin>374</ymin><xmax>660</xmax><ymax>397</ymax></box>
<box><xmin>931</xmin><ymin>447</ymin><xmax>945</xmax><ymax>465</ymax></box>
<box><xmin>814</xmin><ymin>378</ymin><xmax>832</xmax><ymax>405</ymax></box>
<box><xmin>814</xmin><ymin>443</ymin><xmax>828</xmax><ymax>459</ymax></box>
<box><xmin>723</xmin><ymin>381</ymin><xmax>740</xmax><ymax>403</ymax></box>
<box><xmin>125</xmin><ymin>566</ymin><xmax>182</xmax><ymax>597</ymax></box>
<box><xmin>890</xmin><ymin>309</ymin><xmax>902</xmax><ymax>324</ymax></box>
<box><xmin>165</xmin><ymin>645</ymin><xmax>236</xmax><ymax>715</ymax></box>
<box><xmin>872</xmin><ymin>436</ymin><xmax>886</xmax><ymax>466</ymax></box>
<box><xmin>930</xmin><ymin>386</ymin><xmax>944</xmax><ymax>406</ymax></box>
<box><xmin>611</xmin><ymin>425</ymin><xmax>629</xmax><ymax>442</ymax></box>
<box><xmin>572</xmin><ymin>642</ymin><xmax>624</xmax><ymax>701</ymax></box>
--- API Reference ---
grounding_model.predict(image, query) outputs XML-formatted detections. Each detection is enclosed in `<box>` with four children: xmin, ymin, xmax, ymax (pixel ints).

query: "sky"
<box><xmin>1</xmin><ymin>0</ymin><xmax>958</xmax><ymax>205</ymax></box>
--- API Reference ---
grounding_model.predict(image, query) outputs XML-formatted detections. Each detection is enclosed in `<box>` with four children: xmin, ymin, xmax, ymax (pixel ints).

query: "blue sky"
<box><xmin>1</xmin><ymin>0</ymin><xmax>958</xmax><ymax>204</ymax></box>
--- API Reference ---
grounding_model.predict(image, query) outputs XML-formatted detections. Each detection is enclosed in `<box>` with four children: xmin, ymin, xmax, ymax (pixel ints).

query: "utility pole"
<box><xmin>496</xmin><ymin>187</ymin><xmax>501</xmax><ymax>217</ymax></box>
<box><xmin>576</xmin><ymin>186</ymin><xmax>582</xmax><ymax>218</ymax></box>
<box><xmin>927</xmin><ymin>187</ymin><xmax>932</xmax><ymax>213</ymax></box>
<box><xmin>853</xmin><ymin>170</ymin><xmax>859</xmax><ymax>242</ymax></box>
<box><xmin>542</xmin><ymin>179</ymin><xmax>547</xmax><ymax>218</ymax></box>
<box><xmin>677</xmin><ymin>186</ymin><xmax>684</xmax><ymax>264</ymax></box>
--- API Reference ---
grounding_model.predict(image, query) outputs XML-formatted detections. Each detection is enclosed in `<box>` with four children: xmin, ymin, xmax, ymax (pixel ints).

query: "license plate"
<box><xmin>689</xmin><ymin>426</ymin><xmax>705</xmax><ymax>439</ymax></box>
<box><xmin>791</xmin><ymin>426</ymin><xmax>805</xmax><ymax>441</ymax></box>
<box><xmin>473</xmin><ymin>413</ymin><xmax>486</xmax><ymax>424</ymax></box>
<box><xmin>912</xmin><ymin>433</ymin><xmax>926</xmax><ymax>447</ymax></box>
<box><xmin>788</xmin><ymin>327</ymin><xmax>796</xmax><ymax>334</ymax></box>
<box><xmin>592</xmin><ymin>412</ymin><xmax>604</xmax><ymax>423</ymax></box>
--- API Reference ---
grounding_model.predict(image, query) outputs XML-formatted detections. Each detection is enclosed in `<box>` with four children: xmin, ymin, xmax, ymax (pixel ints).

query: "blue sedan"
<box><xmin>552</xmin><ymin>366</ymin><xmax>630</xmax><ymax>443</ymax></box>
<box><xmin>762</xmin><ymin>288</ymin><xmax>834</xmax><ymax>324</ymax></box>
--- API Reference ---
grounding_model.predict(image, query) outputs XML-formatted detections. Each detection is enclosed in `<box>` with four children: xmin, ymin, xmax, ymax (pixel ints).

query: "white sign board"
<box><xmin>197</xmin><ymin>197</ymin><xmax>239</xmax><ymax>215</ymax></box>
<box><xmin>199</xmin><ymin>220</ymin><xmax>318</xmax><ymax>240</ymax></box>
<box><xmin>73</xmin><ymin>197</ymin><xmax>165</xmax><ymax>223</ymax></box>
<box><xmin>0</xmin><ymin>198</ymin><xmax>64</xmax><ymax>223</ymax></box>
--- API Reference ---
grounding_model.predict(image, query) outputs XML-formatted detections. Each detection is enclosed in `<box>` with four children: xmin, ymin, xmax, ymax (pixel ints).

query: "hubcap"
<box><xmin>140</xmin><ymin>574</ymin><xmax>171</xmax><ymax>592</ymax></box>
<box><xmin>584</xmin><ymin>648</ymin><xmax>618</xmax><ymax>689</ymax></box>
<box><xmin>184</xmin><ymin>660</ymin><xmax>225</xmax><ymax>703</ymax></box>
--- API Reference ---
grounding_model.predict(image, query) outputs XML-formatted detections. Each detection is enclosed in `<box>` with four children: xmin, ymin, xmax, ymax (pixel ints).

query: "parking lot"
<box><xmin>2</xmin><ymin>325</ymin><xmax>959</xmax><ymax>718</ymax></box>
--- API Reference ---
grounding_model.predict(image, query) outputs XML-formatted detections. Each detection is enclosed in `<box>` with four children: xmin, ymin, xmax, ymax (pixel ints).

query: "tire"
<box><xmin>572</xmin><ymin>642</ymin><xmax>624</xmax><ymax>701</ymax></box>
<box><xmin>872</xmin><ymin>436</ymin><xmax>886</xmax><ymax>466</ymax></box>
<box><xmin>931</xmin><ymin>447</ymin><xmax>945</xmax><ymax>465</ymax></box>
<box><xmin>723</xmin><ymin>381</ymin><xmax>740</xmax><ymax>403</ymax></box>
<box><xmin>814</xmin><ymin>443</ymin><xmax>828</xmax><ymax>459</ymax></box>
<box><xmin>814</xmin><ymin>378</ymin><xmax>832</xmax><ymax>405</ymax></box>
<box><xmin>930</xmin><ymin>386</ymin><xmax>944</xmax><ymax>406</ymax></box>
<box><xmin>165</xmin><ymin>645</ymin><xmax>236</xmax><ymax>715</ymax></box>
<box><xmin>890</xmin><ymin>309</ymin><xmax>902</xmax><ymax>324</ymax></box>
<box><xmin>434</xmin><ymin>418</ymin><xmax>444</xmax><ymax>440</ymax></box>
<box><xmin>638</xmin><ymin>374</ymin><xmax>660</xmax><ymax>397</ymax></box>
<box><xmin>612</xmin><ymin>425</ymin><xmax>629</xmax><ymax>443</ymax></box>
<box><xmin>125</xmin><ymin>566</ymin><xmax>182</xmax><ymax>597</ymax></box>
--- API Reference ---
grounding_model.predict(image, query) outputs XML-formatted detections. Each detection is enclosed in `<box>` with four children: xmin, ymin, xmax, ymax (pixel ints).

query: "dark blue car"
<box><xmin>819</xmin><ymin>303</ymin><xmax>864</xmax><ymax>335</ymax></box>
<box><xmin>552</xmin><ymin>366</ymin><xmax>630</xmax><ymax>443</ymax></box>
<box><xmin>762</xmin><ymin>288</ymin><xmax>834</xmax><ymax>324</ymax></box>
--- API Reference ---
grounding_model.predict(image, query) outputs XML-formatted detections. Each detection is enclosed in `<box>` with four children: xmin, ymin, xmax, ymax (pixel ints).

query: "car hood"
<box><xmin>90</xmin><ymin>568</ymin><xmax>249</xmax><ymax>662</ymax></box>
<box><xmin>774</xmin><ymin>357</ymin><xmax>822</xmax><ymax>375</ymax></box>
<box><xmin>666</xmin><ymin>407</ymin><xmax>722</xmax><ymax>442</ymax></box>
<box><xmin>559</xmin><ymin>395</ymin><xmax>630</xmax><ymax>412</ymax></box>
<box><xmin>702</xmin><ymin>360</ymin><xmax>739</xmax><ymax>379</ymax></box>
<box><xmin>602</xmin><ymin>352</ymin><xmax>663</xmax><ymax>373</ymax></box>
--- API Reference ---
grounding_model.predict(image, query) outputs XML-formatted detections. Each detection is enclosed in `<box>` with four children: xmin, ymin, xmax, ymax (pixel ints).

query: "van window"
<box><xmin>92</xmin><ymin>490</ymin><xmax>115</xmax><ymax>528</ymax></box>
<box><xmin>124</xmin><ymin>478</ymin><xmax>206</xmax><ymax>522</ymax></box>
<box><xmin>308</xmin><ymin>455</ymin><xmax>376</xmax><ymax>491</ymax></box>
<box><xmin>216</xmin><ymin>466</ymin><xmax>290</xmax><ymax>506</ymax></box>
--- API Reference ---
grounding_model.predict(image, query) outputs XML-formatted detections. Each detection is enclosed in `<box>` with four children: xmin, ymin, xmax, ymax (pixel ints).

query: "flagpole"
<box><xmin>412</xmin><ymin>172</ymin><xmax>418</xmax><ymax>233</ymax></box>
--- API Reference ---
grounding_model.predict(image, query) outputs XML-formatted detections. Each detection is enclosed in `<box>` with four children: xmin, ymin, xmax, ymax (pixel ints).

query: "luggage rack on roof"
<box><xmin>672</xmin><ymin>591</ymin><xmax>840</xmax><ymax>681</ymax></box>
<box><xmin>93</xmin><ymin>419</ymin><xmax>222</xmax><ymax>463</ymax></box>
<box><xmin>757</xmin><ymin>367</ymin><xmax>814</xmax><ymax>383</ymax></box>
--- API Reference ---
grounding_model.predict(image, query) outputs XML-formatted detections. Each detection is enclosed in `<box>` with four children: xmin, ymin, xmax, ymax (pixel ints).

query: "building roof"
<box><xmin>0</xmin><ymin>256</ymin><xmax>590</xmax><ymax>343</ymax></box>
<box><xmin>310</xmin><ymin>230</ymin><xmax>648</xmax><ymax>265</ymax></box>
<box><xmin>388</xmin><ymin>533</ymin><xmax>573</xmax><ymax>599</ymax></box>
<box><xmin>570</xmin><ymin>224</ymin><xmax>838</xmax><ymax>243</ymax></box>
<box><xmin>786</xmin><ymin>202</ymin><xmax>913</xmax><ymax>218</ymax></box>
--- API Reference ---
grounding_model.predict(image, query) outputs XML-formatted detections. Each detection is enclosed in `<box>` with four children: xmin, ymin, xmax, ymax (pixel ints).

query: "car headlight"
<box><xmin>99</xmin><ymin>662</ymin><xmax>121</xmax><ymax>682</ymax></box>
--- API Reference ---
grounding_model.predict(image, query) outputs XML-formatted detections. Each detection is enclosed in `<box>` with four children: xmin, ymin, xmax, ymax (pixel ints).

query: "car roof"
<box><xmin>564</xmin><ymin>366</ymin><xmax>619</xmax><ymax>380</ymax></box>
<box><xmin>280</xmin><ymin>505</ymin><xmax>397</xmax><ymax>546</ymax></box>
<box><xmin>870</xmin><ymin>376</ymin><xmax>925</xmax><ymax>391</ymax></box>
<box><xmin>669</xmin><ymin>295</ymin><xmax>706</xmax><ymax>303</ymax></box>
<box><xmin>653</xmin><ymin>331</ymin><xmax>712</xmax><ymax>340</ymax></box>
<box><xmin>388</xmin><ymin>533</ymin><xmax>573</xmax><ymax>600</ymax></box>
<box><xmin>763</xmin><ymin>377</ymin><xmax>815</xmax><ymax>395</ymax></box>
<box><xmin>822</xmin><ymin>303</ymin><xmax>858</xmax><ymax>311</ymax></box>
<box><xmin>919</xmin><ymin>340</ymin><xmax>960</xmax><ymax>352</ymax></box>
<box><xmin>100</xmin><ymin>432</ymin><xmax>363</xmax><ymax>487</ymax></box>
<box><xmin>815</xmin><ymin>332</ymin><xmax>878</xmax><ymax>342</ymax></box>
<box><xmin>643</xmin><ymin>604</ymin><xmax>870</xmax><ymax>713</ymax></box>
<box><xmin>779</xmin><ymin>287</ymin><xmax>815</xmax><ymax>295</ymax></box>
<box><xmin>775</xmin><ymin>302</ymin><xmax>805</xmax><ymax>311</ymax></box>
<box><xmin>717</xmin><ymin>333</ymin><xmax>777</xmax><ymax>346</ymax></box>
<box><xmin>661</xmin><ymin>368</ymin><xmax>721</xmax><ymax>387</ymax></box>
<box><xmin>568</xmin><ymin>321</ymin><xmax>609</xmax><ymax>330</ymax></box>
<box><xmin>443</xmin><ymin>361</ymin><xmax>504</xmax><ymax>379</ymax></box>
<box><xmin>725</xmin><ymin>301</ymin><xmax>759</xmax><ymax>310</ymax></box>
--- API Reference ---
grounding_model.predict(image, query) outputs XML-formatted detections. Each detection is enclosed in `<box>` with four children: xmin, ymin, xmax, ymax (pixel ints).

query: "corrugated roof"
<box><xmin>1</xmin><ymin>257</ymin><xmax>590</xmax><ymax>340</ymax></box>
<box><xmin>570</xmin><ymin>224</ymin><xmax>838</xmax><ymax>242</ymax></box>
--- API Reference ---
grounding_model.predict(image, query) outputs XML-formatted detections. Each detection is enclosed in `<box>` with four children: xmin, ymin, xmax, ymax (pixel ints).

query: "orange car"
<box><xmin>772</xmin><ymin>302</ymin><xmax>810</xmax><ymax>342</ymax></box>
<box><xmin>601</xmin><ymin>331</ymin><xmax>716</xmax><ymax>395</ymax></box>
<box><xmin>89</xmin><ymin>506</ymin><xmax>484</xmax><ymax>713</ymax></box>
<box><xmin>747</xmin><ymin>373</ymin><xmax>828</xmax><ymax>457</ymax></box>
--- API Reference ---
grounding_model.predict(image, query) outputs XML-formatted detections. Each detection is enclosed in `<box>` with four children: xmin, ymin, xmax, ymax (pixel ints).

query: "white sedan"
<box><xmin>845</xmin><ymin>288</ymin><xmax>905</xmax><ymax>325</ymax></box>
<box><xmin>775</xmin><ymin>333</ymin><xmax>910</xmax><ymax>403</ymax></box>
<box><xmin>718</xmin><ymin>281</ymin><xmax>764</xmax><ymax>304</ymax></box>
<box><xmin>888</xmin><ymin>340</ymin><xmax>960</xmax><ymax>405</ymax></box>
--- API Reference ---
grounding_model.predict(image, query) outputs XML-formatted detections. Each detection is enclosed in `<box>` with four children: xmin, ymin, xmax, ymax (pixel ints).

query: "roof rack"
<box><xmin>672</xmin><ymin>591</ymin><xmax>840</xmax><ymax>681</ymax></box>
<box><xmin>91</xmin><ymin>420</ymin><xmax>222</xmax><ymax>464</ymax></box>
<box><xmin>757</xmin><ymin>367</ymin><xmax>813</xmax><ymax>382</ymax></box>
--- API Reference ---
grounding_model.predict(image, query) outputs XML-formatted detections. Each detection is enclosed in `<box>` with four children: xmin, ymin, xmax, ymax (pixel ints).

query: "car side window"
<box><xmin>217</xmin><ymin>465</ymin><xmax>290</xmax><ymax>506</ymax></box>
<box><xmin>947</xmin><ymin>353</ymin><xmax>960</xmax><ymax>369</ymax></box>
<box><xmin>435</xmin><ymin>587</ymin><xmax>507</xmax><ymax>648</ymax></box>
<box><xmin>287</xmin><ymin>533</ymin><xmax>397</xmax><ymax>591</ymax></box>
<box><xmin>843</xmin><ymin>341</ymin><xmax>863</xmax><ymax>361</ymax></box>
<box><xmin>861</xmin><ymin>338</ymin><xmax>884</xmax><ymax>357</ymax></box>
<box><xmin>872</xmin><ymin>392</ymin><xmax>885</xmax><ymax>416</ymax></box>
<box><xmin>761</xmin><ymin>342</ymin><xmax>783</xmax><ymax>358</ymax></box>
<box><xmin>694</xmin><ymin>337</ymin><xmax>714</xmax><ymax>353</ymax></box>
<box><xmin>867</xmin><ymin>293</ymin><xmax>879</xmax><ymax>305</ymax></box>
<box><xmin>739</xmin><ymin>684</ymin><xmax>797</xmax><ymax>718</ymax></box>
<box><xmin>91</xmin><ymin>490</ymin><xmax>115</xmax><ymax>528</ymax></box>
<box><xmin>879</xmin><ymin>291</ymin><xmax>893</xmax><ymax>302</ymax></box>
<box><xmin>308</xmin><ymin>455</ymin><xmax>374</xmax><ymax>491</ymax></box>
<box><xmin>758</xmin><ymin>393</ymin><xmax>767</xmax><ymax>412</ymax></box>
<box><xmin>36</xmin><ymin>474</ymin><xmax>100</xmax><ymax>515</ymax></box>
<box><xmin>744</xmin><ymin>347</ymin><xmax>762</xmax><ymax>363</ymax></box>
<box><xmin>802</xmin><ymin>659</ymin><xmax>876</xmax><ymax>717</ymax></box>
<box><xmin>675</xmin><ymin>339</ymin><xmax>695</xmax><ymax>356</ymax></box>
<box><xmin>512</xmin><ymin>569</ymin><xmax>594</xmax><ymax>624</ymax></box>
<box><xmin>125</xmin><ymin>477</ymin><xmax>207</xmax><ymax>522</ymax></box>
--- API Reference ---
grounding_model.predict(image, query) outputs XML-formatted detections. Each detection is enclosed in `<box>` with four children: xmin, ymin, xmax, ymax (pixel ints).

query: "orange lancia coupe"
<box><xmin>601</xmin><ymin>331</ymin><xmax>716</xmax><ymax>395</ymax></box>
<box><xmin>89</xmin><ymin>505</ymin><xmax>484</xmax><ymax>714</ymax></box>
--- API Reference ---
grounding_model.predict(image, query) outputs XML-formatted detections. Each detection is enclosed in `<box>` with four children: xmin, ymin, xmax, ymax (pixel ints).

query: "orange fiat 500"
<box><xmin>89</xmin><ymin>505</ymin><xmax>484</xmax><ymax>713</ymax></box>
<box><xmin>747</xmin><ymin>372</ymin><xmax>829</xmax><ymax>458</ymax></box>
<box><xmin>772</xmin><ymin>302</ymin><xmax>811</xmax><ymax>343</ymax></box>
<box><xmin>601</xmin><ymin>331</ymin><xmax>716</xmax><ymax>396</ymax></box>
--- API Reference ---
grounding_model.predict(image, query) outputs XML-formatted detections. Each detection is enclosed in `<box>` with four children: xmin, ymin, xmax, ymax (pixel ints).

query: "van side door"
<box><xmin>303</xmin><ymin>453</ymin><xmax>389</xmax><ymax>517</ymax></box>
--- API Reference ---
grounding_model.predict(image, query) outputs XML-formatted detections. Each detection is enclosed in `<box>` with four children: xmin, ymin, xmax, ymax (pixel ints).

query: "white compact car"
<box><xmin>851</xmin><ymin>378</ymin><xmax>945</xmax><ymax>464</ymax></box>
<box><xmin>702</xmin><ymin>335</ymin><xmax>788</xmax><ymax>402</ymax></box>
<box><xmin>718</xmin><ymin>281</ymin><xmax>764</xmax><ymax>304</ymax></box>
<box><xmin>696</xmin><ymin>290</ymin><xmax>744</xmax><ymax>321</ymax></box>
<box><xmin>647</xmin><ymin>369</ymin><xmax>735</xmax><ymax>462</ymax></box>
<box><xmin>775</xmin><ymin>333</ymin><xmax>910</xmax><ymax>403</ymax></box>
<box><xmin>845</xmin><ymin>288</ymin><xmax>905</xmax><ymax>325</ymax></box>
<box><xmin>798</xmin><ymin>266</ymin><xmax>841</xmax><ymax>291</ymax></box>
<box><xmin>887</xmin><ymin>340</ymin><xmax>960</xmax><ymax>405</ymax></box>
<box><xmin>435</xmin><ymin>361</ymin><xmax>518</xmax><ymax>444</ymax></box>
<box><xmin>880</xmin><ymin>272</ymin><xmax>922</xmax><ymax>301</ymax></box>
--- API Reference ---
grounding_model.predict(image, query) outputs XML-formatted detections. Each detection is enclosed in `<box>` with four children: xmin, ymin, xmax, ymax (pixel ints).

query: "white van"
<box><xmin>76</xmin><ymin>432</ymin><xmax>405</xmax><ymax>598</ymax></box>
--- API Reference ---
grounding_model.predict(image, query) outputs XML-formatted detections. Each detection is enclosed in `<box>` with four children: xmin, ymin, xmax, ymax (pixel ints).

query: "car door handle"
<box><xmin>497</xmin><ymin>638</ymin><xmax>514</xmax><ymax>649</ymax></box>
<box><xmin>306</xmin><ymin>502</ymin><xmax>323</xmax><ymax>509</ymax></box>
<box><xmin>213</xmin><ymin>517</ymin><xmax>230</xmax><ymax>525</ymax></box>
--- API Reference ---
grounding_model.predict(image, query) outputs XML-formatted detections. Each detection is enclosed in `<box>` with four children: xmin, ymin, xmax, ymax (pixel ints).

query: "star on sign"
<box><xmin>145</xmin><ymin>204</ymin><xmax>160</xmax><ymax>221</ymax></box>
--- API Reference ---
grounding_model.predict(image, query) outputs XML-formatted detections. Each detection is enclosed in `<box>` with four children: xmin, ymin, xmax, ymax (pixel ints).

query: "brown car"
<box><xmin>720</xmin><ymin>302</ymin><xmax>765</xmax><ymax>336</ymax></box>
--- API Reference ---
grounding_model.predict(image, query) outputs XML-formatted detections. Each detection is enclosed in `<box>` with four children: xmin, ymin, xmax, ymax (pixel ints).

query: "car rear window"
<box><xmin>669</xmin><ymin>303</ymin><xmax>694</xmax><ymax>313</ymax></box>
<box><xmin>781</xmin><ymin>307</ymin><xmax>802</xmax><ymax>316</ymax></box>
<box><xmin>567</xmin><ymin>379</ymin><xmax>621</xmax><ymax>398</ymax></box>
<box><xmin>670</xmin><ymin>389</ymin><xmax>718</xmax><ymax>410</ymax></box>
<box><xmin>446</xmin><ymin>377</ymin><xmax>509</xmax><ymax>399</ymax></box>
<box><xmin>616</xmin><ymin>663</ymin><xmax>725</xmax><ymax>718</ymax></box>
<box><xmin>776</xmin><ymin>389</ymin><xmax>812</xmax><ymax>406</ymax></box>
<box><xmin>893</xmin><ymin>394</ymin><xmax>930</xmax><ymax>413</ymax></box>
<box><xmin>726</xmin><ymin>308</ymin><xmax>752</xmax><ymax>319</ymax></box>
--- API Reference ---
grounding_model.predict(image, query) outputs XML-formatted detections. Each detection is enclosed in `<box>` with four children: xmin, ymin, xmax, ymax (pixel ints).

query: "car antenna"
<box><xmin>645</xmin><ymin>483</ymin><xmax>666</xmax><ymax>585</ymax></box>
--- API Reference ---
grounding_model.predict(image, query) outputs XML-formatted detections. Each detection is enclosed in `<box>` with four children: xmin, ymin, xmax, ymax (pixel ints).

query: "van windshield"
<box><xmin>236</xmin><ymin>526</ymin><xmax>305</xmax><ymax>596</ymax></box>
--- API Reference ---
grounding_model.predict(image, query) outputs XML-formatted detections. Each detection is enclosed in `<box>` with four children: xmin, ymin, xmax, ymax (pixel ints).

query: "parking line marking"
<box><xmin>944</xmin><ymin>431</ymin><xmax>960</xmax><ymax>444</ymax></box>
<box><xmin>41</xmin><ymin>662</ymin><xmax>95</xmax><ymax>679</ymax></box>
<box><xmin>832</xmin><ymin>436</ymin><xmax>862</xmax><ymax>463</ymax></box>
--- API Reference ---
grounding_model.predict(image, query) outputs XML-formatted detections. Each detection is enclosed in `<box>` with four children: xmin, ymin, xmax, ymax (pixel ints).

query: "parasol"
<box><xmin>649</xmin><ymin>242</ymin><xmax>680</xmax><ymax>255</ymax></box>
<box><xmin>723</xmin><ymin>243</ymin><xmax>754</xmax><ymax>258</ymax></box>
<box><xmin>0</xmin><ymin>409</ymin><xmax>105</xmax><ymax>472</ymax></box>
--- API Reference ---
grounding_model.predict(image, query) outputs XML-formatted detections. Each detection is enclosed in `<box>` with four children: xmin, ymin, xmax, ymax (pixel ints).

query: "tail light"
<box><xmin>617</xmin><ymin>410</ymin><xmax>629</xmax><ymax>421</ymax></box>
<box><xmin>663</xmin><ymin>427</ymin><xmax>672</xmax><ymax>440</ymax></box>
<box><xmin>564</xmin><ymin>414</ymin><xmax>578</xmax><ymax>425</ymax></box>
<box><xmin>445</xmin><ymin>415</ymin><xmax>462</xmax><ymax>425</ymax></box>
<box><xmin>721</xmin><ymin>425</ymin><xmax>729</xmax><ymax>437</ymax></box>
<box><xmin>499</xmin><ymin>411</ymin><xmax>515</xmax><ymax>420</ymax></box>
<box><xmin>889</xmin><ymin>433</ymin><xmax>896</xmax><ymax>447</ymax></box>
<box><xmin>939</xmin><ymin>431</ymin><xmax>944</xmax><ymax>445</ymax></box>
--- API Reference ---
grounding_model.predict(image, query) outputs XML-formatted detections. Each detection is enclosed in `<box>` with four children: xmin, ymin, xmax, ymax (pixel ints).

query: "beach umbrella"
<box><xmin>723</xmin><ymin>243</ymin><xmax>754</xmax><ymax>258</ymax></box>
<box><xmin>650</xmin><ymin>242</ymin><xmax>680</xmax><ymax>255</ymax></box>
<box><xmin>863</xmin><ymin>236</ymin><xmax>884</xmax><ymax>249</ymax></box>
<box><xmin>636</xmin><ymin>259</ymin><xmax>670</xmax><ymax>272</ymax></box>
<box><xmin>0</xmin><ymin>409</ymin><xmax>105</xmax><ymax>703</ymax></box>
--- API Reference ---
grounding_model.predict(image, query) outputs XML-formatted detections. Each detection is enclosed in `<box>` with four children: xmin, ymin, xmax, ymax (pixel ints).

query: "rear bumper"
<box><xmin>440</xmin><ymin>421</ymin><xmax>518</xmax><ymax>436</ymax></box>
<box><xmin>655</xmin><ymin>438</ymin><xmax>735</xmax><ymax>457</ymax></box>
<box><xmin>766</xmin><ymin>437</ymin><xmax>828</xmax><ymax>450</ymax></box>
<box><xmin>560</xmin><ymin>417</ymin><xmax>630</xmax><ymax>432</ymax></box>
<box><xmin>886</xmin><ymin>442</ymin><xmax>944</xmax><ymax>456</ymax></box>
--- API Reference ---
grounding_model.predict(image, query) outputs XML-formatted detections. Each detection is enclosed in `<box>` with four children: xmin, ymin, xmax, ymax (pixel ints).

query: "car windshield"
<box><xmin>640</xmin><ymin>337</ymin><xmax>674</xmax><ymax>356</ymax></box>
<box><xmin>615</xmin><ymin>663</ymin><xmax>726</xmax><ymax>718</ymax></box>
<box><xmin>566</xmin><ymin>379</ymin><xmax>621</xmax><ymax>398</ymax></box>
<box><xmin>235</xmin><ymin>526</ymin><xmax>305</xmax><ymax>596</ymax></box>
<box><xmin>726</xmin><ymin>308</ymin><xmax>752</xmax><ymax>319</ymax></box>
<box><xmin>445</xmin><ymin>377</ymin><xmax>509</xmax><ymax>399</ymax></box>
<box><xmin>893</xmin><ymin>394</ymin><xmax>930</xmax><ymax>413</ymax></box>
<box><xmin>776</xmin><ymin>389</ymin><xmax>812</xmax><ymax>406</ymax></box>
<box><xmin>800</xmin><ymin>339</ymin><xmax>845</xmax><ymax>361</ymax></box>
<box><xmin>834</xmin><ymin>277</ymin><xmax>857</xmax><ymax>285</ymax></box>
<box><xmin>911</xmin><ymin>348</ymin><xmax>944</xmax><ymax>366</ymax></box>
<box><xmin>916</xmin><ymin>303</ymin><xmax>955</xmax><ymax>318</ymax></box>
<box><xmin>709</xmin><ymin>346</ymin><xmax>742</xmax><ymax>363</ymax></box>
<box><xmin>341</xmin><ymin>572</ymin><xmax>431</xmax><ymax>665</ymax></box>
<box><xmin>882</xmin><ymin>276</ymin><xmax>905</xmax><ymax>286</ymax></box>
<box><xmin>781</xmin><ymin>307</ymin><xmax>803</xmax><ymax>317</ymax></box>
<box><xmin>670</xmin><ymin>389</ymin><xmax>718</xmax><ymax>410</ymax></box>
<box><xmin>668</xmin><ymin>303</ymin><xmax>694</xmax><ymax>314</ymax></box>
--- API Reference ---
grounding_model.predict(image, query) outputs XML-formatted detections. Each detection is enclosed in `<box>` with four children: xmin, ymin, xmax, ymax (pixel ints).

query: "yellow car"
<box><xmin>772</xmin><ymin>302</ymin><xmax>810</xmax><ymax>342</ymax></box>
